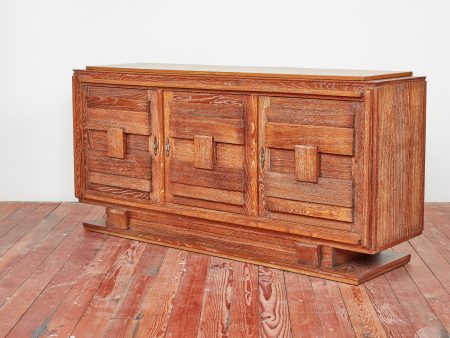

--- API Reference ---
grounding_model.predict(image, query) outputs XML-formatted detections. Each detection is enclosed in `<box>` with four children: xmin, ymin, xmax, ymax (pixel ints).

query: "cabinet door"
<box><xmin>259</xmin><ymin>96</ymin><xmax>368</xmax><ymax>233</ymax></box>
<box><xmin>83</xmin><ymin>86</ymin><xmax>163</xmax><ymax>202</ymax></box>
<box><xmin>164</xmin><ymin>91</ymin><xmax>258</xmax><ymax>215</ymax></box>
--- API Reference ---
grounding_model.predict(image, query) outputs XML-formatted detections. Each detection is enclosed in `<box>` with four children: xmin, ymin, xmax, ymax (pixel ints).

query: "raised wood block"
<box><xmin>107</xmin><ymin>127</ymin><xmax>125</xmax><ymax>158</ymax></box>
<box><xmin>106</xmin><ymin>208</ymin><xmax>129</xmax><ymax>229</ymax></box>
<box><xmin>74</xmin><ymin>64</ymin><xmax>426</xmax><ymax>284</ymax></box>
<box><xmin>295</xmin><ymin>145</ymin><xmax>319</xmax><ymax>183</ymax></box>
<box><xmin>295</xmin><ymin>242</ymin><xmax>321</xmax><ymax>267</ymax></box>
<box><xmin>193</xmin><ymin>135</ymin><xmax>214</xmax><ymax>169</ymax></box>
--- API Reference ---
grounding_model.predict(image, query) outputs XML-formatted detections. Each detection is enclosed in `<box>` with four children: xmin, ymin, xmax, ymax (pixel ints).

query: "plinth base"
<box><xmin>83</xmin><ymin>208</ymin><xmax>410</xmax><ymax>285</ymax></box>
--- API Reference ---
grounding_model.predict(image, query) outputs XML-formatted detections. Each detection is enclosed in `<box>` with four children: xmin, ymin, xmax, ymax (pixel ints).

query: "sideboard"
<box><xmin>73</xmin><ymin>63</ymin><xmax>426</xmax><ymax>284</ymax></box>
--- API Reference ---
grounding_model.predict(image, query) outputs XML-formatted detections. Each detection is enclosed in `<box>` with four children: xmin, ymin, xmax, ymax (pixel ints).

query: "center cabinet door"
<box><xmin>163</xmin><ymin>91</ymin><xmax>258</xmax><ymax>215</ymax></box>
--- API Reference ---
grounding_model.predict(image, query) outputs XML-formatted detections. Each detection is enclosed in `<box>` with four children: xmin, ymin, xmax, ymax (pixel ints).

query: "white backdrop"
<box><xmin>0</xmin><ymin>0</ymin><xmax>449</xmax><ymax>201</ymax></box>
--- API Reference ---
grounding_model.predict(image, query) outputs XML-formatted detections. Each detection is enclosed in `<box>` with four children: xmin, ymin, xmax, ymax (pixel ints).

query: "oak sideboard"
<box><xmin>73</xmin><ymin>63</ymin><xmax>426</xmax><ymax>284</ymax></box>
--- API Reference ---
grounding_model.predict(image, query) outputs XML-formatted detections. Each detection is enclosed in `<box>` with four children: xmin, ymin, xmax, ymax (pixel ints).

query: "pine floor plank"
<box><xmin>310</xmin><ymin>277</ymin><xmax>355</xmax><ymax>338</ymax></box>
<box><xmin>0</xmin><ymin>203</ymin><xmax>93</xmax><ymax>307</ymax></box>
<box><xmin>393</xmin><ymin>241</ymin><xmax>450</xmax><ymax>332</ymax></box>
<box><xmin>132</xmin><ymin>249</ymin><xmax>187</xmax><ymax>338</ymax></box>
<box><xmin>197</xmin><ymin>257</ymin><xmax>234</xmax><ymax>338</ymax></box>
<box><xmin>228</xmin><ymin>262</ymin><xmax>260</xmax><ymax>338</ymax></box>
<box><xmin>72</xmin><ymin>240</ymin><xmax>147</xmax><ymax>337</ymax></box>
<box><xmin>0</xmin><ymin>203</ymin><xmax>59</xmax><ymax>256</ymax></box>
<box><xmin>364</xmin><ymin>275</ymin><xmax>416</xmax><ymax>337</ymax></box>
<box><xmin>385</xmin><ymin>265</ymin><xmax>447</xmax><ymax>336</ymax></box>
<box><xmin>0</xmin><ymin>203</ymin><xmax>22</xmax><ymax>223</ymax></box>
<box><xmin>0</xmin><ymin>203</ymin><xmax>39</xmax><ymax>239</ymax></box>
<box><xmin>0</xmin><ymin>206</ymin><xmax>104</xmax><ymax>337</ymax></box>
<box><xmin>6</xmin><ymin>228</ymin><xmax>105</xmax><ymax>338</ymax></box>
<box><xmin>103</xmin><ymin>244</ymin><xmax>167</xmax><ymax>337</ymax></box>
<box><xmin>285</xmin><ymin>272</ymin><xmax>324</xmax><ymax>338</ymax></box>
<box><xmin>339</xmin><ymin>283</ymin><xmax>387</xmax><ymax>337</ymax></box>
<box><xmin>164</xmin><ymin>253</ymin><xmax>210</xmax><ymax>338</ymax></box>
<box><xmin>0</xmin><ymin>202</ymin><xmax>74</xmax><ymax>279</ymax></box>
<box><xmin>259</xmin><ymin>267</ymin><xmax>292</xmax><ymax>338</ymax></box>
<box><xmin>408</xmin><ymin>234</ymin><xmax>450</xmax><ymax>293</ymax></box>
<box><xmin>423</xmin><ymin>213</ymin><xmax>450</xmax><ymax>263</ymax></box>
<box><xmin>38</xmin><ymin>236</ymin><xmax>128</xmax><ymax>337</ymax></box>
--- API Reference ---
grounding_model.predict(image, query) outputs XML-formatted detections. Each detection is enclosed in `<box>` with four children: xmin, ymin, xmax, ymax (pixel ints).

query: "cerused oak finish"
<box><xmin>73</xmin><ymin>63</ymin><xmax>426</xmax><ymax>284</ymax></box>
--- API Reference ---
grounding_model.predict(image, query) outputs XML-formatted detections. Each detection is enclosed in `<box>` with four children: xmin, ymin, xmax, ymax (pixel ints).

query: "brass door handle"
<box><xmin>153</xmin><ymin>136</ymin><xmax>158</xmax><ymax>156</ymax></box>
<box><xmin>165</xmin><ymin>139</ymin><xmax>170</xmax><ymax>157</ymax></box>
<box><xmin>260</xmin><ymin>147</ymin><xmax>265</xmax><ymax>169</ymax></box>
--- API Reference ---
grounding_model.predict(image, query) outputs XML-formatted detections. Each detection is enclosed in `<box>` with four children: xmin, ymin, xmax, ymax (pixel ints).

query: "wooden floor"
<box><xmin>0</xmin><ymin>203</ymin><xmax>449</xmax><ymax>338</ymax></box>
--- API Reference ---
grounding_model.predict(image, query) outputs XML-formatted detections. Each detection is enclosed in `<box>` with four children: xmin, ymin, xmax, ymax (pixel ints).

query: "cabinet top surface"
<box><xmin>85</xmin><ymin>63</ymin><xmax>413</xmax><ymax>81</ymax></box>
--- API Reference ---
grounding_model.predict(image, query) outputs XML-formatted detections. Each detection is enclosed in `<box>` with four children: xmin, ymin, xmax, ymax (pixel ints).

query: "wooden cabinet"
<box><xmin>73</xmin><ymin>64</ymin><xmax>426</xmax><ymax>284</ymax></box>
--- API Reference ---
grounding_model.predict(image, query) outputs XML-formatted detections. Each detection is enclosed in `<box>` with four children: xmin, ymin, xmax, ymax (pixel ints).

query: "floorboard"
<box><xmin>0</xmin><ymin>202</ymin><xmax>448</xmax><ymax>337</ymax></box>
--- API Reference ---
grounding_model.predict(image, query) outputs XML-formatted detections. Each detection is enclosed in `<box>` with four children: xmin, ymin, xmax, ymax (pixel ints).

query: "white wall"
<box><xmin>0</xmin><ymin>0</ymin><xmax>449</xmax><ymax>201</ymax></box>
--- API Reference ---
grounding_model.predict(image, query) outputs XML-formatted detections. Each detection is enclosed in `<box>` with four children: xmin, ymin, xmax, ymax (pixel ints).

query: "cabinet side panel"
<box><xmin>373</xmin><ymin>80</ymin><xmax>426</xmax><ymax>249</ymax></box>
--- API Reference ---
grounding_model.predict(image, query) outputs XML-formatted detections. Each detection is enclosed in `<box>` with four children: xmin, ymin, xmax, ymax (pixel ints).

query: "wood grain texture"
<box><xmin>372</xmin><ymin>80</ymin><xmax>426</xmax><ymax>249</ymax></box>
<box><xmin>103</xmin><ymin>244</ymin><xmax>167</xmax><ymax>337</ymax></box>
<box><xmin>393</xmin><ymin>241</ymin><xmax>450</xmax><ymax>331</ymax></box>
<box><xmin>169</xmin><ymin>160</ymin><xmax>244</xmax><ymax>192</ymax></box>
<box><xmin>385</xmin><ymin>265</ymin><xmax>447</xmax><ymax>336</ymax></box>
<box><xmin>89</xmin><ymin>172</ymin><xmax>151</xmax><ymax>192</ymax></box>
<box><xmin>295</xmin><ymin>145</ymin><xmax>319</xmax><ymax>183</ymax></box>
<box><xmin>0</xmin><ymin>203</ymin><xmax>74</xmax><ymax>281</ymax></box>
<box><xmin>164</xmin><ymin>253</ymin><xmax>210</xmax><ymax>338</ymax></box>
<box><xmin>265</xmin><ymin>172</ymin><xmax>353</xmax><ymax>208</ymax></box>
<box><xmin>170</xmin><ymin>116</ymin><xmax>244</xmax><ymax>145</ymax></box>
<box><xmin>1</xmin><ymin>202</ymin><xmax>449</xmax><ymax>337</ymax></box>
<box><xmin>339</xmin><ymin>284</ymin><xmax>387</xmax><ymax>337</ymax></box>
<box><xmin>107</xmin><ymin>126</ymin><xmax>125</xmax><ymax>158</ymax></box>
<box><xmin>284</xmin><ymin>273</ymin><xmax>324</xmax><ymax>338</ymax></box>
<box><xmin>171</xmin><ymin>183</ymin><xmax>244</xmax><ymax>206</ymax></box>
<box><xmin>149</xmin><ymin>89</ymin><xmax>165</xmax><ymax>202</ymax></box>
<box><xmin>194</xmin><ymin>135</ymin><xmax>214</xmax><ymax>169</ymax></box>
<box><xmin>87</xmin><ymin>149</ymin><xmax>150</xmax><ymax>179</ymax></box>
<box><xmin>5</xmin><ymin>207</ymin><xmax>105</xmax><ymax>338</ymax></box>
<box><xmin>40</xmin><ymin>237</ymin><xmax>128</xmax><ymax>338</ymax></box>
<box><xmin>265</xmin><ymin>122</ymin><xmax>353</xmax><ymax>156</ymax></box>
<box><xmin>197</xmin><ymin>258</ymin><xmax>233</xmax><ymax>338</ymax></box>
<box><xmin>266</xmin><ymin>197</ymin><xmax>353</xmax><ymax>222</ymax></box>
<box><xmin>228</xmin><ymin>262</ymin><xmax>259</xmax><ymax>338</ymax></box>
<box><xmin>82</xmin><ymin>190</ymin><xmax>362</xmax><ymax>245</ymax></box>
<box><xmin>86</xmin><ymin>63</ymin><xmax>412</xmax><ymax>81</ymax></box>
<box><xmin>0</xmin><ymin>203</ymin><xmax>58</xmax><ymax>257</ymax></box>
<box><xmin>243</xmin><ymin>95</ymin><xmax>259</xmax><ymax>216</ymax></box>
<box><xmin>310</xmin><ymin>278</ymin><xmax>356</xmax><ymax>337</ymax></box>
<box><xmin>172</xmin><ymin>138</ymin><xmax>244</xmax><ymax>169</ymax></box>
<box><xmin>125</xmin><ymin>249</ymin><xmax>187</xmax><ymax>338</ymax></box>
<box><xmin>0</xmin><ymin>206</ymin><xmax>103</xmax><ymax>337</ymax></box>
<box><xmin>364</xmin><ymin>275</ymin><xmax>416</xmax><ymax>337</ymax></box>
<box><xmin>259</xmin><ymin>267</ymin><xmax>292</xmax><ymax>338</ymax></box>
<box><xmin>267</xmin><ymin>96</ymin><xmax>356</xmax><ymax>128</ymax></box>
<box><xmin>71</xmin><ymin>240</ymin><xmax>146</xmax><ymax>337</ymax></box>
<box><xmin>0</xmin><ymin>203</ymin><xmax>22</xmax><ymax>223</ymax></box>
<box><xmin>89</xmin><ymin>129</ymin><xmax>149</xmax><ymax>153</ymax></box>
<box><xmin>86</xmin><ymin>108</ymin><xmax>151</xmax><ymax>135</ymax></box>
<box><xmin>87</xmin><ymin>85</ymin><xmax>148</xmax><ymax>107</ymax></box>
<box><xmin>295</xmin><ymin>242</ymin><xmax>321</xmax><ymax>268</ymax></box>
<box><xmin>269</xmin><ymin>149</ymin><xmax>352</xmax><ymax>180</ymax></box>
<box><xmin>106</xmin><ymin>208</ymin><xmax>129</xmax><ymax>229</ymax></box>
